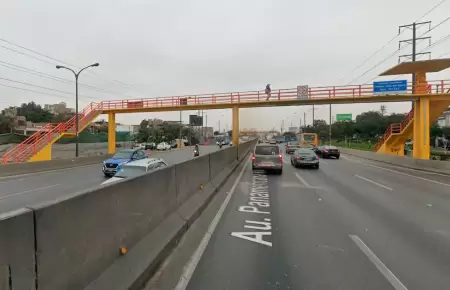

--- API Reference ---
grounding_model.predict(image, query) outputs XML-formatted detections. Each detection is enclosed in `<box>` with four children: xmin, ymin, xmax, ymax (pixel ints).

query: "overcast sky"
<box><xmin>1</xmin><ymin>0</ymin><xmax>450</xmax><ymax>131</ymax></box>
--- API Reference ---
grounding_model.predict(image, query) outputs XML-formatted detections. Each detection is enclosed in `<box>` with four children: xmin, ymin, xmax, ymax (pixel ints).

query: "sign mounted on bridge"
<box><xmin>336</xmin><ymin>114</ymin><xmax>352</xmax><ymax>121</ymax></box>
<box><xmin>297</xmin><ymin>85</ymin><xmax>309</xmax><ymax>100</ymax></box>
<box><xmin>373</xmin><ymin>80</ymin><xmax>407</xmax><ymax>95</ymax></box>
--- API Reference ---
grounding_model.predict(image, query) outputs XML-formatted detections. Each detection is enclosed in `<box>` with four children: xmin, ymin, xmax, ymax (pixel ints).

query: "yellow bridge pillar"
<box><xmin>108</xmin><ymin>112</ymin><xmax>116</xmax><ymax>155</ymax></box>
<box><xmin>413</xmin><ymin>72</ymin><xmax>430</xmax><ymax>159</ymax></box>
<box><xmin>232</xmin><ymin>106</ymin><xmax>239</xmax><ymax>146</ymax></box>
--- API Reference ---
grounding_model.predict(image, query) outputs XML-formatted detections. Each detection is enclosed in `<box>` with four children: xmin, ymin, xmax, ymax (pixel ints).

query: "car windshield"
<box><xmin>296</xmin><ymin>149</ymin><xmax>315</xmax><ymax>156</ymax></box>
<box><xmin>303</xmin><ymin>134</ymin><xmax>316</xmax><ymax>141</ymax></box>
<box><xmin>324</xmin><ymin>146</ymin><xmax>337</xmax><ymax>149</ymax></box>
<box><xmin>115</xmin><ymin>166</ymin><xmax>147</xmax><ymax>178</ymax></box>
<box><xmin>255</xmin><ymin>146</ymin><xmax>279</xmax><ymax>155</ymax></box>
<box><xmin>112</xmin><ymin>151</ymin><xmax>133</xmax><ymax>159</ymax></box>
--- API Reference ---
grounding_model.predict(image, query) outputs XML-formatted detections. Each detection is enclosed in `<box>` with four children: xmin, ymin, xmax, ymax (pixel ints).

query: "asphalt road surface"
<box><xmin>176</xmin><ymin>145</ymin><xmax>450</xmax><ymax>290</ymax></box>
<box><xmin>0</xmin><ymin>145</ymin><xmax>220</xmax><ymax>213</ymax></box>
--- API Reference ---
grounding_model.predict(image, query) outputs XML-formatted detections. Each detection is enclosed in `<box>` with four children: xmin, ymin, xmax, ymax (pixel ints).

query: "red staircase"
<box><xmin>1</xmin><ymin>103</ymin><xmax>102</xmax><ymax>164</ymax></box>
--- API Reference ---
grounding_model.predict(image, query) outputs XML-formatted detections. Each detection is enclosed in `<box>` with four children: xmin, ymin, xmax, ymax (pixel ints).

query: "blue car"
<box><xmin>102</xmin><ymin>149</ymin><xmax>147</xmax><ymax>177</ymax></box>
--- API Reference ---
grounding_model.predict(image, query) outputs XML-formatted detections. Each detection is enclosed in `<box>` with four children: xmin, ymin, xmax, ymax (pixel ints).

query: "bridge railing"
<box><xmin>98</xmin><ymin>80</ymin><xmax>450</xmax><ymax>111</ymax></box>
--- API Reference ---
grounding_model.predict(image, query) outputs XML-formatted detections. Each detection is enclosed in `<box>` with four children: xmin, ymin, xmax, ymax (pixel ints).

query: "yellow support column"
<box><xmin>413</xmin><ymin>100</ymin><xmax>422</xmax><ymax>158</ymax></box>
<box><xmin>108</xmin><ymin>112</ymin><xmax>116</xmax><ymax>155</ymax></box>
<box><xmin>232</xmin><ymin>106</ymin><xmax>239</xmax><ymax>146</ymax></box>
<box><xmin>413</xmin><ymin>72</ymin><xmax>430</xmax><ymax>159</ymax></box>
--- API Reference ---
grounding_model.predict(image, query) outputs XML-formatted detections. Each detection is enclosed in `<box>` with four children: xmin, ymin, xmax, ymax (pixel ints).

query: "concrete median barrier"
<box><xmin>0</xmin><ymin>208</ymin><xmax>36</xmax><ymax>290</ymax></box>
<box><xmin>175</xmin><ymin>154</ymin><xmax>211</xmax><ymax>206</ymax></box>
<box><xmin>339</xmin><ymin>148</ymin><xmax>450</xmax><ymax>175</ymax></box>
<box><xmin>0</xmin><ymin>155</ymin><xmax>109</xmax><ymax>178</ymax></box>
<box><xmin>0</xmin><ymin>139</ymin><xmax>258</xmax><ymax>290</ymax></box>
<box><xmin>30</xmin><ymin>166</ymin><xmax>178</xmax><ymax>290</ymax></box>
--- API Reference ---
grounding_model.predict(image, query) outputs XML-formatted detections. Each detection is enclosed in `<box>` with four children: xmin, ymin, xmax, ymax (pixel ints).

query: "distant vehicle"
<box><xmin>133</xmin><ymin>143</ymin><xmax>145</xmax><ymax>150</ymax></box>
<box><xmin>285</xmin><ymin>142</ymin><xmax>301</xmax><ymax>154</ymax></box>
<box><xmin>156</xmin><ymin>142</ymin><xmax>171</xmax><ymax>151</ymax></box>
<box><xmin>102</xmin><ymin>149</ymin><xmax>148</xmax><ymax>177</ymax></box>
<box><xmin>299</xmin><ymin>133</ymin><xmax>318</xmax><ymax>148</ymax></box>
<box><xmin>316</xmin><ymin>145</ymin><xmax>340</xmax><ymax>159</ymax></box>
<box><xmin>291</xmin><ymin>148</ymin><xmax>319</xmax><ymax>169</ymax></box>
<box><xmin>101</xmin><ymin>158</ymin><xmax>168</xmax><ymax>185</ymax></box>
<box><xmin>269</xmin><ymin>139</ymin><xmax>277</xmax><ymax>145</ymax></box>
<box><xmin>252</xmin><ymin>144</ymin><xmax>283</xmax><ymax>174</ymax></box>
<box><xmin>145</xmin><ymin>142</ymin><xmax>156</xmax><ymax>150</ymax></box>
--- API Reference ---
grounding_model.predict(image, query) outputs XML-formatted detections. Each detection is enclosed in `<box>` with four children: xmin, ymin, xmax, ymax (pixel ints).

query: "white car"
<box><xmin>156</xmin><ymin>142</ymin><xmax>171</xmax><ymax>150</ymax></box>
<box><xmin>101</xmin><ymin>158</ymin><xmax>168</xmax><ymax>185</ymax></box>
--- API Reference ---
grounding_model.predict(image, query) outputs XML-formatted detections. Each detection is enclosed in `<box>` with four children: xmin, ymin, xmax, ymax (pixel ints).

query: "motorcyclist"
<box><xmin>194</xmin><ymin>144</ymin><xmax>200</xmax><ymax>156</ymax></box>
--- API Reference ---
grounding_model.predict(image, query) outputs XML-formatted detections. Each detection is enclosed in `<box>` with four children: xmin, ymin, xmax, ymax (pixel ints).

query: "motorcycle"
<box><xmin>193</xmin><ymin>148</ymin><xmax>199</xmax><ymax>157</ymax></box>
<box><xmin>219</xmin><ymin>142</ymin><xmax>223</xmax><ymax>149</ymax></box>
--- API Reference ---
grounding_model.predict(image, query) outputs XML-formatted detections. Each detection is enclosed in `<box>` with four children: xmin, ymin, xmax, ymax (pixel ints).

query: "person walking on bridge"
<box><xmin>265</xmin><ymin>84</ymin><xmax>271</xmax><ymax>100</ymax></box>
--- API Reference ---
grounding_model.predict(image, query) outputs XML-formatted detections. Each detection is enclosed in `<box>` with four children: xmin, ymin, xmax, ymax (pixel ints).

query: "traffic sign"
<box><xmin>336</xmin><ymin>113</ymin><xmax>352</xmax><ymax>121</ymax></box>
<box><xmin>297</xmin><ymin>85</ymin><xmax>309</xmax><ymax>100</ymax></box>
<box><xmin>373</xmin><ymin>80</ymin><xmax>407</xmax><ymax>95</ymax></box>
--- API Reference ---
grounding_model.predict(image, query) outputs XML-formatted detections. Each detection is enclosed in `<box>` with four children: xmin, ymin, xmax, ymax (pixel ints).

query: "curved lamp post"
<box><xmin>56</xmin><ymin>63</ymin><xmax>99</xmax><ymax>157</ymax></box>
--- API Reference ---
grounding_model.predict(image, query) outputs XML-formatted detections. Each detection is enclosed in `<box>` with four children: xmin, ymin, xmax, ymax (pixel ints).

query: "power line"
<box><xmin>0</xmin><ymin>83</ymin><xmax>74</xmax><ymax>100</ymax></box>
<box><xmin>0</xmin><ymin>76</ymin><xmax>97</xmax><ymax>100</ymax></box>
<box><xmin>0</xmin><ymin>38</ymin><xmax>146</xmax><ymax>95</ymax></box>
<box><xmin>0</xmin><ymin>59</ymin><xmax>137</xmax><ymax>98</ymax></box>
<box><xmin>339</xmin><ymin>0</ymin><xmax>448</xmax><ymax>83</ymax></box>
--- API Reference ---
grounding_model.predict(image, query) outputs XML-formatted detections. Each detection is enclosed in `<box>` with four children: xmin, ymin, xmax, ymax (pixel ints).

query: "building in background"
<box><xmin>202</xmin><ymin>127</ymin><xmax>214</xmax><ymax>138</ymax></box>
<box><xmin>288</xmin><ymin>126</ymin><xmax>300</xmax><ymax>133</ymax></box>
<box><xmin>44</xmin><ymin>102</ymin><xmax>75</xmax><ymax>115</ymax></box>
<box><xmin>437</xmin><ymin>108</ymin><xmax>450</xmax><ymax>127</ymax></box>
<box><xmin>116</xmin><ymin>124</ymin><xmax>139</xmax><ymax>135</ymax></box>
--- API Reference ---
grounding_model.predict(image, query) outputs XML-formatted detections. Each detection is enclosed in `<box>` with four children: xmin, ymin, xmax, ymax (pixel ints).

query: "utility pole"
<box><xmin>303</xmin><ymin>112</ymin><xmax>306</xmax><ymax>129</ymax></box>
<box><xmin>398</xmin><ymin>21</ymin><xmax>431</xmax><ymax>107</ymax></box>
<box><xmin>329</xmin><ymin>104</ymin><xmax>332</xmax><ymax>145</ymax></box>
<box><xmin>312</xmin><ymin>105</ymin><xmax>315</xmax><ymax>126</ymax></box>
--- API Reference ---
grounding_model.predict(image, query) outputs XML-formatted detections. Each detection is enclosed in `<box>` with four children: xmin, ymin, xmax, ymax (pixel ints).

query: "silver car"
<box><xmin>291</xmin><ymin>148</ymin><xmax>319</xmax><ymax>169</ymax></box>
<box><xmin>102</xmin><ymin>158</ymin><xmax>168</xmax><ymax>185</ymax></box>
<box><xmin>252</xmin><ymin>144</ymin><xmax>283</xmax><ymax>174</ymax></box>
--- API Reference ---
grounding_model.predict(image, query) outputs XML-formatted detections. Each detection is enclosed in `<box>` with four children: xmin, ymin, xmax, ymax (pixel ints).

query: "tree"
<box><xmin>430</xmin><ymin>123</ymin><xmax>443</xmax><ymax>138</ymax></box>
<box><xmin>0</xmin><ymin>115</ymin><xmax>13</xmax><ymax>134</ymax></box>
<box><xmin>227</xmin><ymin>130</ymin><xmax>232</xmax><ymax>136</ymax></box>
<box><xmin>15</xmin><ymin>102</ymin><xmax>53</xmax><ymax>123</ymax></box>
<box><xmin>213</xmin><ymin>131</ymin><xmax>219</xmax><ymax>135</ymax></box>
<box><xmin>283</xmin><ymin>131</ymin><xmax>296</xmax><ymax>138</ymax></box>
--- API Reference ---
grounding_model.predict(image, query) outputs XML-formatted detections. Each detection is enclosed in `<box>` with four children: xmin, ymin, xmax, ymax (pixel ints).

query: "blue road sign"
<box><xmin>373</xmin><ymin>80</ymin><xmax>407</xmax><ymax>94</ymax></box>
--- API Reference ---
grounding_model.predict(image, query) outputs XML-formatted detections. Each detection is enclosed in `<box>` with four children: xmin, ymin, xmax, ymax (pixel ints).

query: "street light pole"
<box><xmin>56</xmin><ymin>63</ymin><xmax>99</xmax><ymax>157</ymax></box>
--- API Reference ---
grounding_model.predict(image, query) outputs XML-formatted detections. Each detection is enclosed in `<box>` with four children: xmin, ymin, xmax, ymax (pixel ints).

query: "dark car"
<box><xmin>102</xmin><ymin>149</ymin><xmax>148</xmax><ymax>177</ymax></box>
<box><xmin>316</xmin><ymin>145</ymin><xmax>340</xmax><ymax>159</ymax></box>
<box><xmin>291</xmin><ymin>148</ymin><xmax>319</xmax><ymax>169</ymax></box>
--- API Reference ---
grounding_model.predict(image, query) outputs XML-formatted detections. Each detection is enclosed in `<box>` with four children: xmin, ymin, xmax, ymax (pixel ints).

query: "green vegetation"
<box><xmin>134</xmin><ymin>119</ymin><xmax>198</xmax><ymax>145</ymax></box>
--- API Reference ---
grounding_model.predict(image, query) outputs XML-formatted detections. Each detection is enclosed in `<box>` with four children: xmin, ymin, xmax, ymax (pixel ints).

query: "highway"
<box><xmin>164</xmin><ymin>145</ymin><xmax>450</xmax><ymax>290</ymax></box>
<box><xmin>0</xmin><ymin>145</ymin><xmax>221</xmax><ymax>213</ymax></box>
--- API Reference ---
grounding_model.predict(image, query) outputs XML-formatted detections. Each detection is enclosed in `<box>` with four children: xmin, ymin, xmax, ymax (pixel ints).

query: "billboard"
<box><xmin>189</xmin><ymin>115</ymin><xmax>203</xmax><ymax>126</ymax></box>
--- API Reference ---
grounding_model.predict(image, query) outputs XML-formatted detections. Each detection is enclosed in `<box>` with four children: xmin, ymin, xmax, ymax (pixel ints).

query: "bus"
<box><xmin>299</xmin><ymin>133</ymin><xmax>318</xmax><ymax>148</ymax></box>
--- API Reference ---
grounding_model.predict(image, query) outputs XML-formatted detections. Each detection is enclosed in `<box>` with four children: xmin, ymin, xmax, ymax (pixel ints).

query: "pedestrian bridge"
<box><xmin>2</xmin><ymin>59</ymin><xmax>450</xmax><ymax>164</ymax></box>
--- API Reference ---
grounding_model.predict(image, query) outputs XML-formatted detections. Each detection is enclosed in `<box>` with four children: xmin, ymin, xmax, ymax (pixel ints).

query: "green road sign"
<box><xmin>336</xmin><ymin>113</ymin><xmax>352</xmax><ymax>121</ymax></box>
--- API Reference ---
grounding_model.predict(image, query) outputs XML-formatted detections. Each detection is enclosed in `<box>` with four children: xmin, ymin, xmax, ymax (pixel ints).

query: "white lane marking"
<box><xmin>320</xmin><ymin>160</ymin><xmax>329</xmax><ymax>164</ymax></box>
<box><xmin>174</xmin><ymin>157</ymin><xmax>249</xmax><ymax>290</ymax></box>
<box><xmin>344</xmin><ymin>156</ymin><xmax>450</xmax><ymax>188</ymax></box>
<box><xmin>0</xmin><ymin>184</ymin><xmax>60</xmax><ymax>200</ymax></box>
<box><xmin>294</xmin><ymin>172</ymin><xmax>311</xmax><ymax>188</ymax></box>
<box><xmin>349</xmin><ymin>235</ymin><xmax>408</xmax><ymax>290</ymax></box>
<box><xmin>354</xmin><ymin>175</ymin><xmax>393</xmax><ymax>191</ymax></box>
